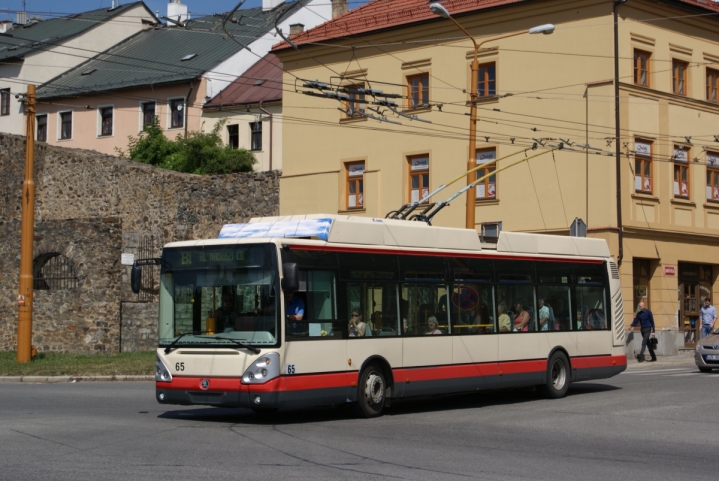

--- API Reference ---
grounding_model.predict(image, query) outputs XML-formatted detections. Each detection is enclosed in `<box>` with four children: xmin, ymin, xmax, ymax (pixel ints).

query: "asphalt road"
<box><xmin>1</xmin><ymin>359</ymin><xmax>718</xmax><ymax>481</ymax></box>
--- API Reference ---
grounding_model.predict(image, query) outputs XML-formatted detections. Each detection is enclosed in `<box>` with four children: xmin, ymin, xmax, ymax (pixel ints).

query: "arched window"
<box><xmin>33</xmin><ymin>253</ymin><xmax>78</xmax><ymax>290</ymax></box>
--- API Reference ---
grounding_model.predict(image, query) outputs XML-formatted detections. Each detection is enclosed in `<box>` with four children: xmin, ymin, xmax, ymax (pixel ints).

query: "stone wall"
<box><xmin>0</xmin><ymin>133</ymin><xmax>279</xmax><ymax>353</ymax></box>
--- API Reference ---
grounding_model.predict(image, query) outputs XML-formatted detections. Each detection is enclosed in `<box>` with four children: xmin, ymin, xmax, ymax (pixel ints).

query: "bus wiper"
<box><xmin>164</xmin><ymin>332</ymin><xmax>194</xmax><ymax>354</ymax></box>
<box><xmin>197</xmin><ymin>336</ymin><xmax>261</xmax><ymax>354</ymax></box>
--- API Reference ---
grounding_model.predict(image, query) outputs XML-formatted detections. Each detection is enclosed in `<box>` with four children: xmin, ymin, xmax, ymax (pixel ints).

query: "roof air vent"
<box><xmin>81</xmin><ymin>68</ymin><xmax>97</xmax><ymax>76</ymax></box>
<box><xmin>253</xmin><ymin>79</ymin><xmax>266</xmax><ymax>86</ymax></box>
<box><xmin>181</xmin><ymin>53</ymin><xmax>197</xmax><ymax>61</ymax></box>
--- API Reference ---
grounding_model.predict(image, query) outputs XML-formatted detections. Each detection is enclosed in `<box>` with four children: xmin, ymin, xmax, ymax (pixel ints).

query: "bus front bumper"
<box><xmin>156</xmin><ymin>377</ymin><xmax>282</xmax><ymax>409</ymax></box>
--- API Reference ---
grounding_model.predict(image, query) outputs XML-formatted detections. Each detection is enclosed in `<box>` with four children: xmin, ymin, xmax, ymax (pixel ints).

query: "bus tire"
<box><xmin>539</xmin><ymin>351</ymin><xmax>570</xmax><ymax>399</ymax></box>
<box><xmin>356</xmin><ymin>363</ymin><xmax>386</xmax><ymax>418</ymax></box>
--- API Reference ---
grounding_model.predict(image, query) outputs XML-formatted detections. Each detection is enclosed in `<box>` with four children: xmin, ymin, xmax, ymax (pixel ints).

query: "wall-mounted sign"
<box><xmin>673</xmin><ymin>147</ymin><xmax>688</xmax><ymax>163</ymax></box>
<box><xmin>121</xmin><ymin>253</ymin><xmax>135</xmax><ymax>266</ymax></box>
<box><xmin>410</xmin><ymin>157</ymin><xmax>429</xmax><ymax>171</ymax></box>
<box><xmin>476</xmin><ymin>150</ymin><xmax>496</xmax><ymax>164</ymax></box>
<box><xmin>348</xmin><ymin>163</ymin><xmax>365</xmax><ymax>177</ymax></box>
<box><xmin>707</xmin><ymin>152</ymin><xmax>719</xmax><ymax>167</ymax></box>
<box><xmin>635</xmin><ymin>142</ymin><xmax>651</xmax><ymax>156</ymax></box>
<box><xmin>664</xmin><ymin>265</ymin><xmax>675</xmax><ymax>276</ymax></box>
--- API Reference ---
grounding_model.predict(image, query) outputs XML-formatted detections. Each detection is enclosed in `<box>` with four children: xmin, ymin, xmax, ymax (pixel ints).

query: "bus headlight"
<box><xmin>242</xmin><ymin>352</ymin><xmax>280</xmax><ymax>384</ymax></box>
<box><xmin>155</xmin><ymin>354</ymin><xmax>172</xmax><ymax>382</ymax></box>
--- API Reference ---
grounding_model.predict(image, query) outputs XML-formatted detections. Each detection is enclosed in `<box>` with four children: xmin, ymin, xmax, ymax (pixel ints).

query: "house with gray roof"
<box><xmin>0</xmin><ymin>2</ymin><xmax>157</xmax><ymax>136</ymax></box>
<box><xmin>34</xmin><ymin>0</ymin><xmax>336</xmax><ymax>159</ymax></box>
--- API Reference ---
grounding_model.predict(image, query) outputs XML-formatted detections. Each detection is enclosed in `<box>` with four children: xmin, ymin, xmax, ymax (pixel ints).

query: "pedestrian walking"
<box><xmin>700</xmin><ymin>297</ymin><xmax>717</xmax><ymax>339</ymax></box>
<box><xmin>630</xmin><ymin>301</ymin><xmax>656</xmax><ymax>362</ymax></box>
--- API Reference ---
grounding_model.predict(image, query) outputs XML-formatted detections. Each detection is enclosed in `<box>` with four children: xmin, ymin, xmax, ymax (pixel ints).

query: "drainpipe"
<box><xmin>258</xmin><ymin>101</ymin><xmax>273</xmax><ymax>171</ymax></box>
<box><xmin>184</xmin><ymin>80</ymin><xmax>194</xmax><ymax>139</ymax></box>
<box><xmin>614</xmin><ymin>0</ymin><xmax>626</xmax><ymax>265</ymax></box>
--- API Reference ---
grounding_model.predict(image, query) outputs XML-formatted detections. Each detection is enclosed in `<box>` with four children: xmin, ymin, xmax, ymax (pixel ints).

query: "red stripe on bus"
<box><xmin>288</xmin><ymin>244</ymin><xmax>604</xmax><ymax>264</ymax></box>
<box><xmin>157</xmin><ymin>355</ymin><xmax>625</xmax><ymax>393</ymax></box>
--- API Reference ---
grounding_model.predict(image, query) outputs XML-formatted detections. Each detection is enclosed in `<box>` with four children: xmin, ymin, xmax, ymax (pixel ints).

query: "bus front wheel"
<box><xmin>539</xmin><ymin>351</ymin><xmax>570</xmax><ymax>399</ymax></box>
<box><xmin>356</xmin><ymin>363</ymin><xmax>386</xmax><ymax>418</ymax></box>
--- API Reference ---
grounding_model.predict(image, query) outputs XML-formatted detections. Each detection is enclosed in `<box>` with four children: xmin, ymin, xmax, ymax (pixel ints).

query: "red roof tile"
<box><xmin>204</xmin><ymin>53</ymin><xmax>283</xmax><ymax>108</ymax></box>
<box><xmin>273</xmin><ymin>0</ymin><xmax>719</xmax><ymax>51</ymax></box>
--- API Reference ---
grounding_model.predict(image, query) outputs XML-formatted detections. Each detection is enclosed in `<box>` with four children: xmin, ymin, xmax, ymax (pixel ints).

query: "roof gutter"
<box><xmin>614</xmin><ymin>0</ymin><xmax>626</xmax><ymax>266</ymax></box>
<box><xmin>185</xmin><ymin>80</ymin><xmax>194</xmax><ymax>139</ymax></box>
<box><xmin>258</xmin><ymin>100</ymin><xmax>273</xmax><ymax>171</ymax></box>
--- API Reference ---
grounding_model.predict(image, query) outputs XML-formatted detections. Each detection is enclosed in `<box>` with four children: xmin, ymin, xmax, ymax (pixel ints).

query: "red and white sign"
<box><xmin>17</xmin><ymin>294</ymin><xmax>25</xmax><ymax>306</ymax></box>
<box><xmin>635</xmin><ymin>142</ymin><xmax>651</xmax><ymax>156</ymax></box>
<box><xmin>673</xmin><ymin>147</ymin><xmax>688</xmax><ymax>163</ymax></box>
<box><xmin>410</xmin><ymin>157</ymin><xmax>429</xmax><ymax>171</ymax></box>
<box><xmin>707</xmin><ymin>152</ymin><xmax>719</xmax><ymax>167</ymax></box>
<box><xmin>664</xmin><ymin>265</ymin><xmax>676</xmax><ymax>276</ymax></box>
<box><xmin>476</xmin><ymin>150</ymin><xmax>496</xmax><ymax>164</ymax></box>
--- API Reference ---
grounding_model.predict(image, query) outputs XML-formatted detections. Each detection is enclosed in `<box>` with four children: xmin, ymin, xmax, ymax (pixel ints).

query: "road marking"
<box><xmin>623</xmin><ymin>368</ymin><xmax>687</xmax><ymax>375</ymax></box>
<box><xmin>665</xmin><ymin>373</ymin><xmax>700</xmax><ymax>377</ymax></box>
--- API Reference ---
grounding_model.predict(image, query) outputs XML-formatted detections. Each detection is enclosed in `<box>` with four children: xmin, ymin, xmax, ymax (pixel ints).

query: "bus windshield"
<box><xmin>158</xmin><ymin>243</ymin><xmax>279</xmax><ymax>348</ymax></box>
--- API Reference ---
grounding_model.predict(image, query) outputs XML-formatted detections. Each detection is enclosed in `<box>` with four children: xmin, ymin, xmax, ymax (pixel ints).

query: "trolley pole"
<box><xmin>17</xmin><ymin>84</ymin><xmax>36</xmax><ymax>364</ymax></box>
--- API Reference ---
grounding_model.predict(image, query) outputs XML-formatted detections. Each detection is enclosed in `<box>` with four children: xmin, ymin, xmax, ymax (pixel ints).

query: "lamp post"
<box><xmin>429</xmin><ymin>2</ymin><xmax>554</xmax><ymax>229</ymax></box>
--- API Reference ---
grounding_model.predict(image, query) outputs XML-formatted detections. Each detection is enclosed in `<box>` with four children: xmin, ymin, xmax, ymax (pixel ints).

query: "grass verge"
<box><xmin>0</xmin><ymin>351</ymin><xmax>155</xmax><ymax>377</ymax></box>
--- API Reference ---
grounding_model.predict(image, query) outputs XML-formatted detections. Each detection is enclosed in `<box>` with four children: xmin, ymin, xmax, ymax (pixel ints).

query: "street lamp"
<box><xmin>429</xmin><ymin>2</ymin><xmax>554</xmax><ymax>229</ymax></box>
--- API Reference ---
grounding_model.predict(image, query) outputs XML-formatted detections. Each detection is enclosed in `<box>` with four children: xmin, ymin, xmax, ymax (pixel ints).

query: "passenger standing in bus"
<box><xmin>211</xmin><ymin>294</ymin><xmax>238</xmax><ymax>331</ymax></box>
<box><xmin>513</xmin><ymin>302</ymin><xmax>531</xmax><ymax>332</ymax></box>
<box><xmin>630</xmin><ymin>301</ymin><xmax>656</xmax><ymax>362</ymax></box>
<box><xmin>348</xmin><ymin>308</ymin><xmax>366</xmax><ymax>337</ymax></box>
<box><xmin>498</xmin><ymin>302</ymin><xmax>511</xmax><ymax>333</ymax></box>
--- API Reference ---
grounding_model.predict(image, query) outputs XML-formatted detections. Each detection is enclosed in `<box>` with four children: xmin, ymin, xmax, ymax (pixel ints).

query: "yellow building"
<box><xmin>273</xmin><ymin>0</ymin><xmax>719</xmax><ymax>352</ymax></box>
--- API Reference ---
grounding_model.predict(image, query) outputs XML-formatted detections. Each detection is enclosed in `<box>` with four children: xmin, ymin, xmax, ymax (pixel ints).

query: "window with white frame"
<box><xmin>169</xmin><ymin>98</ymin><xmax>184</xmax><ymax>129</ymax></box>
<box><xmin>141</xmin><ymin>101</ymin><xmax>156</xmax><ymax>129</ymax></box>
<box><xmin>59</xmin><ymin>111</ymin><xmax>72</xmax><ymax>140</ymax></box>
<box><xmin>36</xmin><ymin>114</ymin><xmax>47</xmax><ymax>142</ymax></box>
<box><xmin>99</xmin><ymin>106</ymin><xmax>113</xmax><ymax>136</ymax></box>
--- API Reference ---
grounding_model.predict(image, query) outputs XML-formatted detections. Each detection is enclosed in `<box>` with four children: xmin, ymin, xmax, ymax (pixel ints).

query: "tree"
<box><xmin>118</xmin><ymin>118</ymin><xmax>256</xmax><ymax>175</ymax></box>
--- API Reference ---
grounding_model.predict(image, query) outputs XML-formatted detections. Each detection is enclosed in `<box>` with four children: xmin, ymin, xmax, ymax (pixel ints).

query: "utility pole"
<box><xmin>17</xmin><ymin>84</ymin><xmax>36</xmax><ymax>364</ymax></box>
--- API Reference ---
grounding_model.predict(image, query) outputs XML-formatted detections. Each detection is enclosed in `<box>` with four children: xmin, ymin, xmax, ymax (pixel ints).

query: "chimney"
<box><xmin>262</xmin><ymin>0</ymin><xmax>284</xmax><ymax>12</ymax></box>
<box><xmin>16</xmin><ymin>11</ymin><xmax>26</xmax><ymax>25</ymax></box>
<box><xmin>0</xmin><ymin>20</ymin><xmax>12</xmax><ymax>33</ymax></box>
<box><xmin>331</xmin><ymin>0</ymin><xmax>348</xmax><ymax>18</ymax></box>
<box><xmin>166</xmin><ymin>0</ymin><xmax>188</xmax><ymax>26</ymax></box>
<box><xmin>289</xmin><ymin>23</ymin><xmax>304</xmax><ymax>37</ymax></box>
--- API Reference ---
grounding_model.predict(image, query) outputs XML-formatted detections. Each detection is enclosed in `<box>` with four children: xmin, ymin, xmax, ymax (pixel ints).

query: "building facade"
<box><xmin>273</xmin><ymin>0</ymin><xmax>719</xmax><ymax>352</ymax></box>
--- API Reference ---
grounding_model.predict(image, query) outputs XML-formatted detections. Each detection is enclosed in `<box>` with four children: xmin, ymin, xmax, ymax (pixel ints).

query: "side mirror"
<box><xmin>131</xmin><ymin>265</ymin><xmax>142</xmax><ymax>294</ymax></box>
<box><xmin>281</xmin><ymin>263</ymin><xmax>299</xmax><ymax>292</ymax></box>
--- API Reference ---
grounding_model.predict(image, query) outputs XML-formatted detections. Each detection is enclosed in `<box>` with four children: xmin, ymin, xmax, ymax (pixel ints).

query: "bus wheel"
<box><xmin>356</xmin><ymin>364</ymin><xmax>386</xmax><ymax>418</ymax></box>
<box><xmin>540</xmin><ymin>351</ymin><xmax>570</xmax><ymax>399</ymax></box>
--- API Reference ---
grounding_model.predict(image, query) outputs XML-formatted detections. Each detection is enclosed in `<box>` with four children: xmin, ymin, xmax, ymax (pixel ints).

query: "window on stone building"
<box><xmin>634</xmin><ymin>140</ymin><xmax>652</xmax><ymax>194</ymax></box>
<box><xmin>141</xmin><ymin>101</ymin><xmax>156</xmax><ymax>128</ymax></box>
<box><xmin>477</xmin><ymin>62</ymin><xmax>496</xmax><ymax>98</ymax></box>
<box><xmin>227</xmin><ymin>124</ymin><xmax>239</xmax><ymax>149</ymax></box>
<box><xmin>33</xmin><ymin>253</ymin><xmax>78</xmax><ymax>290</ymax></box>
<box><xmin>706</xmin><ymin>152</ymin><xmax>719</xmax><ymax>202</ymax></box>
<box><xmin>476</xmin><ymin>148</ymin><xmax>497</xmax><ymax>200</ymax></box>
<box><xmin>0</xmin><ymin>88</ymin><xmax>9</xmax><ymax>116</ymax></box>
<box><xmin>634</xmin><ymin>50</ymin><xmax>651</xmax><ymax>87</ymax></box>
<box><xmin>59</xmin><ymin>111</ymin><xmax>72</xmax><ymax>140</ymax></box>
<box><xmin>346</xmin><ymin>161</ymin><xmax>364</xmax><ymax>210</ymax></box>
<box><xmin>673</xmin><ymin>59</ymin><xmax>688</xmax><ymax>96</ymax></box>
<box><xmin>169</xmin><ymin>98</ymin><xmax>184</xmax><ymax>129</ymax></box>
<box><xmin>408</xmin><ymin>155</ymin><xmax>430</xmax><ymax>204</ymax></box>
<box><xmin>99</xmin><ymin>107</ymin><xmax>113</xmax><ymax>136</ymax></box>
<box><xmin>250</xmin><ymin>121</ymin><xmax>262</xmax><ymax>151</ymax></box>
<box><xmin>36</xmin><ymin>114</ymin><xmax>47</xmax><ymax>142</ymax></box>
<box><xmin>707</xmin><ymin>69</ymin><xmax>719</xmax><ymax>103</ymax></box>
<box><xmin>673</xmin><ymin>146</ymin><xmax>690</xmax><ymax>199</ymax></box>
<box><xmin>407</xmin><ymin>73</ymin><xmax>429</xmax><ymax>108</ymax></box>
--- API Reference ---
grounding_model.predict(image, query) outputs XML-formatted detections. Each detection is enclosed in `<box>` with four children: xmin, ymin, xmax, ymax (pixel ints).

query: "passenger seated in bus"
<box><xmin>348</xmin><ymin>308</ymin><xmax>367</xmax><ymax>337</ymax></box>
<box><xmin>371</xmin><ymin>311</ymin><xmax>383</xmax><ymax>332</ymax></box>
<box><xmin>425</xmin><ymin>316</ymin><xmax>442</xmax><ymax>335</ymax></box>
<box><xmin>539</xmin><ymin>298</ymin><xmax>551</xmax><ymax>331</ymax></box>
<box><xmin>210</xmin><ymin>294</ymin><xmax>238</xmax><ymax>332</ymax></box>
<box><xmin>513</xmin><ymin>302</ymin><xmax>531</xmax><ymax>332</ymax></box>
<box><xmin>497</xmin><ymin>302</ymin><xmax>511</xmax><ymax>333</ymax></box>
<box><xmin>402</xmin><ymin>319</ymin><xmax>411</xmax><ymax>335</ymax></box>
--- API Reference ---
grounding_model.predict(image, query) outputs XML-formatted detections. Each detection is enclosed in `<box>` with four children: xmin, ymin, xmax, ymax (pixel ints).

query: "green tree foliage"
<box><xmin>117</xmin><ymin>118</ymin><xmax>256</xmax><ymax>175</ymax></box>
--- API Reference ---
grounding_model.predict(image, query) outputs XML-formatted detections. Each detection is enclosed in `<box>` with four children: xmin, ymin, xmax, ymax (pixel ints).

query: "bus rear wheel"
<box><xmin>356</xmin><ymin>364</ymin><xmax>386</xmax><ymax>418</ymax></box>
<box><xmin>539</xmin><ymin>351</ymin><xmax>570</xmax><ymax>399</ymax></box>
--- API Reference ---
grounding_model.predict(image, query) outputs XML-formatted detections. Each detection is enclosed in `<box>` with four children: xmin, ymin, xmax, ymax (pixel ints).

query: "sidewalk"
<box><xmin>0</xmin><ymin>375</ymin><xmax>154</xmax><ymax>383</ymax></box>
<box><xmin>625</xmin><ymin>350</ymin><xmax>695</xmax><ymax>371</ymax></box>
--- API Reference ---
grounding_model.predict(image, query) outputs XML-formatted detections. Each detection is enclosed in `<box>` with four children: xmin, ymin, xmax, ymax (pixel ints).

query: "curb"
<box><xmin>0</xmin><ymin>375</ymin><xmax>154</xmax><ymax>383</ymax></box>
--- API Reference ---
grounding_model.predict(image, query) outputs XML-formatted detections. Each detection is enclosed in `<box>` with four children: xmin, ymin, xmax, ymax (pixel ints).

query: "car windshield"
<box><xmin>158</xmin><ymin>243</ymin><xmax>279</xmax><ymax>347</ymax></box>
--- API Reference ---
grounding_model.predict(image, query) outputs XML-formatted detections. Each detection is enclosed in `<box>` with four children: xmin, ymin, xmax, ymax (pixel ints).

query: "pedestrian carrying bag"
<box><xmin>647</xmin><ymin>337</ymin><xmax>658</xmax><ymax>350</ymax></box>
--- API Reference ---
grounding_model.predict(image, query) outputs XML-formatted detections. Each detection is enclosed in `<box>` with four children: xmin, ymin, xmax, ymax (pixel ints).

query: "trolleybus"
<box><xmin>136</xmin><ymin>215</ymin><xmax>627</xmax><ymax>417</ymax></box>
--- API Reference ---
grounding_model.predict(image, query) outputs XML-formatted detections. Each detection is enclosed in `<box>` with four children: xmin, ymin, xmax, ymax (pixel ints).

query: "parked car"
<box><xmin>695</xmin><ymin>329</ymin><xmax>719</xmax><ymax>372</ymax></box>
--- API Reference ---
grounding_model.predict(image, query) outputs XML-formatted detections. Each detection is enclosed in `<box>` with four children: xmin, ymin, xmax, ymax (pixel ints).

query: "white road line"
<box><xmin>665</xmin><ymin>373</ymin><xmax>700</xmax><ymax>377</ymax></box>
<box><xmin>623</xmin><ymin>368</ymin><xmax>687</xmax><ymax>375</ymax></box>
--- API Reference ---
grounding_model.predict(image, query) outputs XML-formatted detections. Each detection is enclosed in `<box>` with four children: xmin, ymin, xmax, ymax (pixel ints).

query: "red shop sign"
<box><xmin>664</xmin><ymin>265</ymin><xmax>675</xmax><ymax>276</ymax></box>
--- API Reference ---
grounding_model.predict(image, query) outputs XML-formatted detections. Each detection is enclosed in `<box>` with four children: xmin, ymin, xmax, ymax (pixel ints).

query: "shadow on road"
<box><xmin>157</xmin><ymin>382</ymin><xmax>621</xmax><ymax>425</ymax></box>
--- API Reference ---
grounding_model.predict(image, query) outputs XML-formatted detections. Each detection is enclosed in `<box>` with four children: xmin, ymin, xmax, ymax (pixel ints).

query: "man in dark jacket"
<box><xmin>630</xmin><ymin>301</ymin><xmax>656</xmax><ymax>362</ymax></box>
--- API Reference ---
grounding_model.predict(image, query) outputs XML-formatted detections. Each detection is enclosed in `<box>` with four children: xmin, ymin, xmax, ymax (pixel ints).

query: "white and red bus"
<box><xmin>140</xmin><ymin>215</ymin><xmax>626</xmax><ymax>417</ymax></box>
